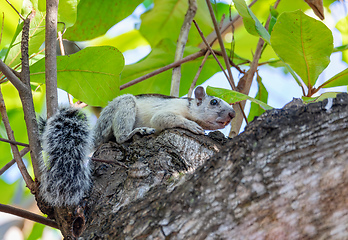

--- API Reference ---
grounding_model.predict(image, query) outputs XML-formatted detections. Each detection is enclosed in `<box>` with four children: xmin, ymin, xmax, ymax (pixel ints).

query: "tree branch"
<box><xmin>170</xmin><ymin>0</ymin><xmax>197</xmax><ymax>97</ymax></box>
<box><xmin>45</xmin><ymin>0</ymin><xmax>59</xmax><ymax>118</ymax></box>
<box><xmin>18</xmin><ymin>15</ymin><xmax>42</xmax><ymax>182</ymax></box>
<box><xmin>0</xmin><ymin>60</ymin><xmax>27</xmax><ymax>92</ymax></box>
<box><xmin>0</xmin><ymin>203</ymin><xmax>58</xmax><ymax>229</ymax></box>
<box><xmin>0</xmin><ymin>147</ymin><xmax>30</xmax><ymax>176</ymax></box>
<box><xmin>0</xmin><ymin>88</ymin><xmax>35</xmax><ymax>191</ymax></box>
<box><xmin>120</xmin><ymin>50</ymin><xmax>206</xmax><ymax>91</ymax></box>
<box><xmin>188</xmin><ymin>51</ymin><xmax>210</xmax><ymax>98</ymax></box>
<box><xmin>0</xmin><ymin>137</ymin><xmax>30</xmax><ymax>147</ymax></box>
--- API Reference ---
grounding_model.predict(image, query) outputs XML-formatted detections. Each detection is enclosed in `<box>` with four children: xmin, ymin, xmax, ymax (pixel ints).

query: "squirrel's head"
<box><xmin>192</xmin><ymin>86</ymin><xmax>235</xmax><ymax>130</ymax></box>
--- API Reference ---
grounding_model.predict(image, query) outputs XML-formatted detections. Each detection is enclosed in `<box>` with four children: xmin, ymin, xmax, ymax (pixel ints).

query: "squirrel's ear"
<box><xmin>194</xmin><ymin>86</ymin><xmax>205</xmax><ymax>105</ymax></box>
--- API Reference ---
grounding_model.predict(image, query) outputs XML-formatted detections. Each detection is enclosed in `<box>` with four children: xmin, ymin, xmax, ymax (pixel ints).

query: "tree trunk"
<box><xmin>39</xmin><ymin>93</ymin><xmax>348</xmax><ymax>239</ymax></box>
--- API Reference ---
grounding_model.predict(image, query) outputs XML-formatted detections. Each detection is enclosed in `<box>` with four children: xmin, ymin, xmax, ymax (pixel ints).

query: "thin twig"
<box><xmin>0</xmin><ymin>60</ymin><xmax>27</xmax><ymax>92</ymax></box>
<box><xmin>0</xmin><ymin>147</ymin><xmax>30</xmax><ymax>176</ymax></box>
<box><xmin>188</xmin><ymin>51</ymin><xmax>210</xmax><ymax>98</ymax></box>
<box><xmin>120</xmin><ymin>50</ymin><xmax>206</xmax><ymax>90</ymax></box>
<box><xmin>171</xmin><ymin>0</ymin><xmax>197</xmax><ymax>97</ymax></box>
<box><xmin>91</xmin><ymin>157</ymin><xmax>129</xmax><ymax>169</ymax></box>
<box><xmin>45</xmin><ymin>0</ymin><xmax>59</xmax><ymax>118</ymax></box>
<box><xmin>0</xmin><ymin>203</ymin><xmax>58</xmax><ymax>229</ymax></box>
<box><xmin>5</xmin><ymin>0</ymin><xmax>25</xmax><ymax>20</ymax></box>
<box><xmin>0</xmin><ymin>87</ymin><xmax>35</xmax><ymax>191</ymax></box>
<box><xmin>0</xmin><ymin>138</ymin><xmax>30</xmax><ymax>147</ymax></box>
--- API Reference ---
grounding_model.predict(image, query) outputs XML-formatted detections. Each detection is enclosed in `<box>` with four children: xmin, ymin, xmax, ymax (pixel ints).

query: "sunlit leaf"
<box><xmin>321</xmin><ymin>68</ymin><xmax>348</xmax><ymax>88</ymax></box>
<box><xmin>271</xmin><ymin>10</ymin><xmax>333</xmax><ymax>88</ymax></box>
<box><xmin>335</xmin><ymin>16</ymin><xmax>348</xmax><ymax>64</ymax></box>
<box><xmin>232</xmin><ymin>0</ymin><xmax>271</xmax><ymax>44</ymax></box>
<box><xmin>30</xmin><ymin>46</ymin><xmax>124</xmax><ymax>106</ymax></box>
<box><xmin>302</xmin><ymin>92</ymin><xmax>340</xmax><ymax>103</ymax></box>
<box><xmin>64</xmin><ymin>0</ymin><xmax>143</xmax><ymax>41</ymax></box>
<box><xmin>206</xmin><ymin>86</ymin><xmax>273</xmax><ymax>110</ymax></box>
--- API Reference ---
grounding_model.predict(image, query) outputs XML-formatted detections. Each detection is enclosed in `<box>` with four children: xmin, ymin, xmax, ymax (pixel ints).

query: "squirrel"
<box><xmin>93</xmin><ymin>86</ymin><xmax>235</xmax><ymax>148</ymax></box>
<box><xmin>39</xmin><ymin>86</ymin><xmax>235</xmax><ymax>206</ymax></box>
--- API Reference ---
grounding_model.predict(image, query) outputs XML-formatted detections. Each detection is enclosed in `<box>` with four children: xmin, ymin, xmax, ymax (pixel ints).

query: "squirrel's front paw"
<box><xmin>185</xmin><ymin>122</ymin><xmax>204</xmax><ymax>135</ymax></box>
<box><xmin>138</xmin><ymin>127</ymin><xmax>156</xmax><ymax>135</ymax></box>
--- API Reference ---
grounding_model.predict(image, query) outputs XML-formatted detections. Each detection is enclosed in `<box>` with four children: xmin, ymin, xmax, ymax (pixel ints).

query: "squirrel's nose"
<box><xmin>229</xmin><ymin>110</ymin><xmax>236</xmax><ymax>119</ymax></box>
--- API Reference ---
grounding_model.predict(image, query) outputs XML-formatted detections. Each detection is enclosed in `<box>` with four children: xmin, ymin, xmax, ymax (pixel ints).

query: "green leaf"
<box><xmin>270</xmin><ymin>10</ymin><xmax>333</xmax><ymax>89</ymax></box>
<box><xmin>232</xmin><ymin>0</ymin><xmax>271</xmax><ymax>44</ymax></box>
<box><xmin>140</xmin><ymin>0</ymin><xmax>213</xmax><ymax>48</ymax></box>
<box><xmin>64</xmin><ymin>0</ymin><xmax>143</xmax><ymax>41</ymax></box>
<box><xmin>58</xmin><ymin>0</ymin><xmax>79</xmax><ymax>28</ymax></box>
<box><xmin>206</xmin><ymin>86</ymin><xmax>273</xmax><ymax>110</ymax></box>
<box><xmin>247</xmin><ymin>75</ymin><xmax>268</xmax><ymax>122</ymax></box>
<box><xmin>302</xmin><ymin>92</ymin><xmax>341</xmax><ymax>103</ymax></box>
<box><xmin>321</xmin><ymin>68</ymin><xmax>348</xmax><ymax>88</ymax></box>
<box><xmin>30</xmin><ymin>46</ymin><xmax>124</xmax><ymax>107</ymax></box>
<box><xmin>27</xmin><ymin>223</ymin><xmax>45</xmax><ymax>240</ymax></box>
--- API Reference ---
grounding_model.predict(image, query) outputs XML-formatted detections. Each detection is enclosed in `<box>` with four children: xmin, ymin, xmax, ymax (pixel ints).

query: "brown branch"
<box><xmin>18</xmin><ymin>15</ymin><xmax>42</xmax><ymax>182</ymax></box>
<box><xmin>0</xmin><ymin>88</ymin><xmax>35</xmax><ymax>191</ymax></box>
<box><xmin>0</xmin><ymin>138</ymin><xmax>30</xmax><ymax>147</ymax></box>
<box><xmin>171</xmin><ymin>0</ymin><xmax>197</xmax><ymax>97</ymax></box>
<box><xmin>120</xmin><ymin>50</ymin><xmax>206</xmax><ymax>90</ymax></box>
<box><xmin>188</xmin><ymin>51</ymin><xmax>210</xmax><ymax>98</ymax></box>
<box><xmin>45</xmin><ymin>0</ymin><xmax>59</xmax><ymax>118</ymax></box>
<box><xmin>5</xmin><ymin>0</ymin><xmax>25</xmax><ymax>20</ymax></box>
<box><xmin>0</xmin><ymin>203</ymin><xmax>58</xmax><ymax>229</ymax></box>
<box><xmin>0</xmin><ymin>60</ymin><xmax>27</xmax><ymax>91</ymax></box>
<box><xmin>0</xmin><ymin>147</ymin><xmax>30</xmax><ymax>176</ymax></box>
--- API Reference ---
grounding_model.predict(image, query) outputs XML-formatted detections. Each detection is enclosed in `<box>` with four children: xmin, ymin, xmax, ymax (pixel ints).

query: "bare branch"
<box><xmin>170</xmin><ymin>0</ymin><xmax>197</xmax><ymax>97</ymax></box>
<box><xmin>0</xmin><ymin>88</ymin><xmax>35</xmax><ymax>191</ymax></box>
<box><xmin>120</xmin><ymin>50</ymin><xmax>206</xmax><ymax>91</ymax></box>
<box><xmin>18</xmin><ymin>15</ymin><xmax>42</xmax><ymax>182</ymax></box>
<box><xmin>188</xmin><ymin>51</ymin><xmax>210</xmax><ymax>98</ymax></box>
<box><xmin>45</xmin><ymin>0</ymin><xmax>59</xmax><ymax>118</ymax></box>
<box><xmin>0</xmin><ymin>203</ymin><xmax>58</xmax><ymax>229</ymax></box>
<box><xmin>0</xmin><ymin>138</ymin><xmax>30</xmax><ymax>147</ymax></box>
<box><xmin>0</xmin><ymin>60</ymin><xmax>27</xmax><ymax>92</ymax></box>
<box><xmin>5</xmin><ymin>0</ymin><xmax>25</xmax><ymax>20</ymax></box>
<box><xmin>0</xmin><ymin>147</ymin><xmax>30</xmax><ymax>176</ymax></box>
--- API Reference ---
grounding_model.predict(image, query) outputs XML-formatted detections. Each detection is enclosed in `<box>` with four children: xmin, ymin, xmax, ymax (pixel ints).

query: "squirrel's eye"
<box><xmin>210</xmin><ymin>99</ymin><xmax>218</xmax><ymax>105</ymax></box>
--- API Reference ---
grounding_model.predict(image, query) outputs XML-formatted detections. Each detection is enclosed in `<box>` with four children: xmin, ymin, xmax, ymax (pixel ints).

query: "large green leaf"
<box><xmin>232</xmin><ymin>0</ymin><xmax>270</xmax><ymax>44</ymax></box>
<box><xmin>140</xmin><ymin>0</ymin><xmax>213</xmax><ymax>48</ymax></box>
<box><xmin>270</xmin><ymin>10</ymin><xmax>333</xmax><ymax>89</ymax></box>
<box><xmin>206</xmin><ymin>86</ymin><xmax>273</xmax><ymax>110</ymax></box>
<box><xmin>64</xmin><ymin>0</ymin><xmax>143</xmax><ymax>41</ymax></box>
<box><xmin>321</xmin><ymin>68</ymin><xmax>348</xmax><ymax>89</ymax></box>
<box><xmin>30</xmin><ymin>46</ymin><xmax>124</xmax><ymax>107</ymax></box>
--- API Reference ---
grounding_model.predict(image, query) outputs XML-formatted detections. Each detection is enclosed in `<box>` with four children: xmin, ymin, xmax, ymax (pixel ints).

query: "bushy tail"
<box><xmin>39</xmin><ymin>107</ymin><xmax>93</xmax><ymax>207</ymax></box>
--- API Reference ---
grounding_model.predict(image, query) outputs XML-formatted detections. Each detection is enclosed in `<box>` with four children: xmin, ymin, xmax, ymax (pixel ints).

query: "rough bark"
<box><xmin>39</xmin><ymin>93</ymin><xmax>348</xmax><ymax>239</ymax></box>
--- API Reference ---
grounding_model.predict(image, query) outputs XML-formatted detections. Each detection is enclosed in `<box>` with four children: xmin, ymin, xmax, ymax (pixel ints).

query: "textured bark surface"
<box><xmin>46</xmin><ymin>93</ymin><xmax>348</xmax><ymax>239</ymax></box>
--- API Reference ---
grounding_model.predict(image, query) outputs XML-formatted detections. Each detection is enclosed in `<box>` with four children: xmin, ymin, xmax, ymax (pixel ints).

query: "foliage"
<box><xmin>0</xmin><ymin>0</ymin><xmax>347</xmax><ymax>238</ymax></box>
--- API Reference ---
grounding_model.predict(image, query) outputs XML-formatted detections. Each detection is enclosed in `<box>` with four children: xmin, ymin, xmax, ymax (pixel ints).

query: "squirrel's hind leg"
<box><xmin>112</xmin><ymin>96</ymin><xmax>155</xmax><ymax>143</ymax></box>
